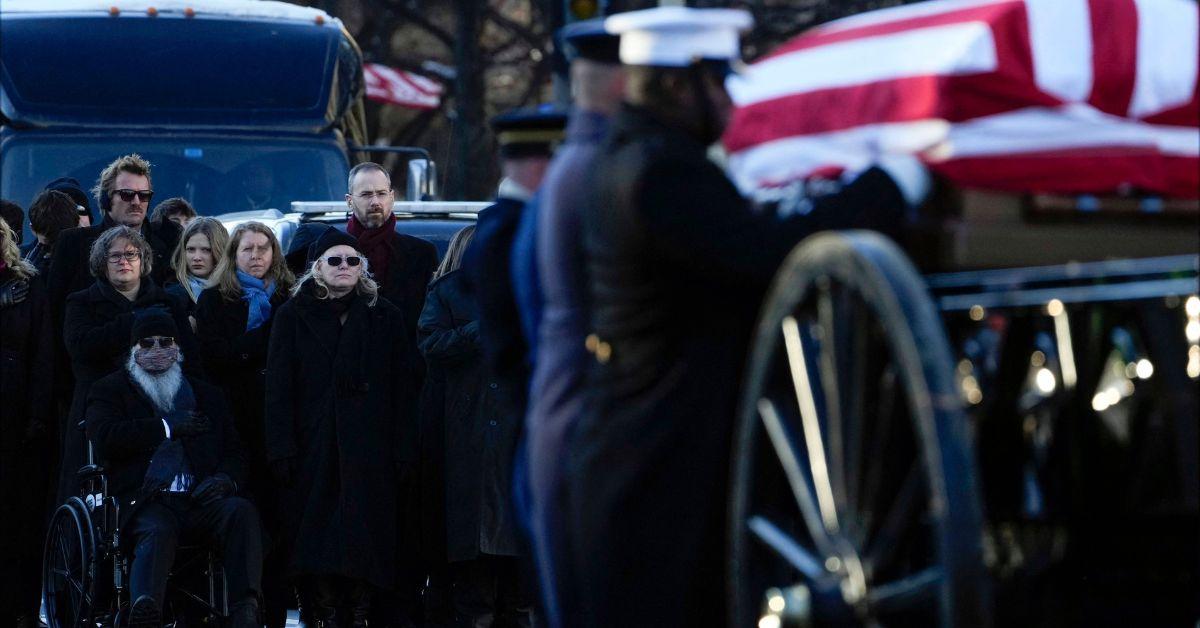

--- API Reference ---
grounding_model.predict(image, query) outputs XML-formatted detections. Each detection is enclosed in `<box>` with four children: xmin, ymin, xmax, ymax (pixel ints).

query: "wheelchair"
<box><xmin>42</xmin><ymin>431</ymin><xmax>230</xmax><ymax>628</ymax></box>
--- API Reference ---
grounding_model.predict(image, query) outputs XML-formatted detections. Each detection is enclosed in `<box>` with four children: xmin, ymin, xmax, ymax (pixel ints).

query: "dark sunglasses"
<box><xmin>137</xmin><ymin>336</ymin><xmax>176</xmax><ymax>349</ymax></box>
<box><xmin>324</xmin><ymin>255</ymin><xmax>362</xmax><ymax>267</ymax></box>
<box><xmin>113</xmin><ymin>189</ymin><xmax>154</xmax><ymax>203</ymax></box>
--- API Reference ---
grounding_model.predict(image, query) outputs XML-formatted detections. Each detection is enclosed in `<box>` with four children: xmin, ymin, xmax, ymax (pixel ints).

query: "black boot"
<box><xmin>347</xmin><ymin>582</ymin><xmax>371</xmax><ymax>628</ymax></box>
<box><xmin>312</xmin><ymin>578</ymin><xmax>342</xmax><ymax>628</ymax></box>
<box><xmin>230</xmin><ymin>597</ymin><xmax>260</xmax><ymax>628</ymax></box>
<box><xmin>127</xmin><ymin>595</ymin><xmax>160</xmax><ymax>628</ymax></box>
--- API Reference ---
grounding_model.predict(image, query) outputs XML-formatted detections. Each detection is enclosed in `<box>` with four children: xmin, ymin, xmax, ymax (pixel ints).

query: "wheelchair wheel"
<box><xmin>729</xmin><ymin>232</ymin><xmax>990</xmax><ymax>627</ymax></box>
<box><xmin>43</xmin><ymin>498</ymin><xmax>96</xmax><ymax>628</ymax></box>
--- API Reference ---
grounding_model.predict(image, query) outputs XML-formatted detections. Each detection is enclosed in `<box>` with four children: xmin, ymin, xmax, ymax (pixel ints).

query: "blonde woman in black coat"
<box><xmin>265</xmin><ymin>229</ymin><xmax>420</xmax><ymax>628</ymax></box>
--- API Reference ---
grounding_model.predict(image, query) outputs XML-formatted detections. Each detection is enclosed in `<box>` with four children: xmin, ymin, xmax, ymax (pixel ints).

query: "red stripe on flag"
<box><xmin>932</xmin><ymin>149</ymin><xmax>1198</xmax><ymax>197</ymax></box>
<box><xmin>1087</xmin><ymin>0</ymin><xmax>1139</xmax><ymax>116</ymax></box>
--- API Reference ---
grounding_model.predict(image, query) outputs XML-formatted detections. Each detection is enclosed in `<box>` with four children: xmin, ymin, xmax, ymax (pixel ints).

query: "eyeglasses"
<box><xmin>113</xmin><ymin>189</ymin><xmax>154</xmax><ymax>203</ymax></box>
<box><xmin>323</xmin><ymin>255</ymin><xmax>362</xmax><ymax>267</ymax></box>
<box><xmin>137</xmin><ymin>336</ymin><xmax>175</xmax><ymax>349</ymax></box>
<box><xmin>355</xmin><ymin>190</ymin><xmax>392</xmax><ymax>200</ymax></box>
<box><xmin>107</xmin><ymin>250</ymin><xmax>141</xmax><ymax>264</ymax></box>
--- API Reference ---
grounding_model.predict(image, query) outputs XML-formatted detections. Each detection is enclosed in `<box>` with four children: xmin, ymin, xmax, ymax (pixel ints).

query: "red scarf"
<box><xmin>346</xmin><ymin>212</ymin><xmax>395</xmax><ymax>286</ymax></box>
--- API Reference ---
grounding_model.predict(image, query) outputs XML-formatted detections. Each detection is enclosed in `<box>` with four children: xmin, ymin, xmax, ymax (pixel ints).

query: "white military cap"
<box><xmin>605</xmin><ymin>6</ymin><xmax>753</xmax><ymax>67</ymax></box>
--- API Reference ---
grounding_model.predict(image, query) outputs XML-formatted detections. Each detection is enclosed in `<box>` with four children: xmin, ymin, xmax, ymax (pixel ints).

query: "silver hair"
<box><xmin>125</xmin><ymin>348</ymin><xmax>184</xmax><ymax>413</ymax></box>
<box><xmin>291</xmin><ymin>255</ymin><xmax>379</xmax><ymax>306</ymax></box>
<box><xmin>347</xmin><ymin>162</ymin><xmax>391</xmax><ymax>193</ymax></box>
<box><xmin>89</xmin><ymin>225</ymin><xmax>153</xmax><ymax>279</ymax></box>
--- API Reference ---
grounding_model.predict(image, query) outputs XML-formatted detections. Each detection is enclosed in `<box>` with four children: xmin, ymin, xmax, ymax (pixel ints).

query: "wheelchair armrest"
<box><xmin>77</xmin><ymin>464</ymin><xmax>105</xmax><ymax>481</ymax></box>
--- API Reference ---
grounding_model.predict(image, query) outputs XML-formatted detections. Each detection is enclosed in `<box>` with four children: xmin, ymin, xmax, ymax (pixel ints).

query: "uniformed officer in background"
<box><xmin>564</xmin><ymin>7</ymin><xmax>930</xmax><ymax>626</ymax></box>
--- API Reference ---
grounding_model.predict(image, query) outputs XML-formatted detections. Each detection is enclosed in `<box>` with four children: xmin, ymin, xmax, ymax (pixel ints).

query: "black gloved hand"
<box><xmin>165</xmin><ymin>411</ymin><xmax>211</xmax><ymax>440</ymax></box>
<box><xmin>191</xmin><ymin>473</ymin><xmax>235</xmax><ymax>506</ymax></box>
<box><xmin>270</xmin><ymin>457</ymin><xmax>295</xmax><ymax>487</ymax></box>
<box><xmin>0</xmin><ymin>279</ymin><xmax>30</xmax><ymax>309</ymax></box>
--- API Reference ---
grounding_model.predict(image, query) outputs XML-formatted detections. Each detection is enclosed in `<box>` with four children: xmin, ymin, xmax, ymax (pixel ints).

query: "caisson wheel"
<box><xmin>43</xmin><ymin>498</ymin><xmax>96</xmax><ymax>628</ymax></box>
<box><xmin>729</xmin><ymin>231</ymin><xmax>989</xmax><ymax>627</ymax></box>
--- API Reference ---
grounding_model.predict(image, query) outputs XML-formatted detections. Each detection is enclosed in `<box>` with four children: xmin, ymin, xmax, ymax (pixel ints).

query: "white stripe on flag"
<box><xmin>944</xmin><ymin>104</ymin><xmax>1200</xmax><ymax>157</ymax></box>
<box><xmin>1129</xmin><ymin>0</ymin><xmax>1199</xmax><ymax>118</ymax></box>
<box><xmin>816</xmin><ymin>0</ymin><xmax>1013</xmax><ymax>34</ymax></box>
<box><xmin>728</xmin><ymin>21</ymin><xmax>998</xmax><ymax>107</ymax></box>
<box><xmin>726</xmin><ymin>106</ymin><xmax>1198</xmax><ymax>192</ymax></box>
<box><xmin>1024</xmin><ymin>0</ymin><xmax>1093</xmax><ymax>104</ymax></box>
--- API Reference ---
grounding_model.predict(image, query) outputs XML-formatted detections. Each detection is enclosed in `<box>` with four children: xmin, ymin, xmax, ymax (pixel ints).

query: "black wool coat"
<box><xmin>569</xmin><ymin>104</ymin><xmax>909</xmax><ymax>627</ymax></box>
<box><xmin>194</xmin><ymin>287</ymin><xmax>287</xmax><ymax>469</ymax></box>
<box><xmin>264</xmin><ymin>286</ymin><xmax>421</xmax><ymax>589</ymax></box>
<box><xmin>375</xmin><ymin>232</ymin><xmax>438</xmax><ymax>344</ymax></box>
<box><xmin>0</xmin><ymin>271</ymin><xmax>55</xmax><ymax>453</ymax></box>
<box><xmin>58</xmin><ymin>279</ymin><xmax>200</xmax><ymax>506</ymax></box>
<box><xmin>418</xmin><ymin>269</ymin><xmax>522</xmax><ymax>562</ymax></box>
<box><xmin>85</xmin><ymin>370</ymin><xmax>245</xmax><ymax>529</ymax></box>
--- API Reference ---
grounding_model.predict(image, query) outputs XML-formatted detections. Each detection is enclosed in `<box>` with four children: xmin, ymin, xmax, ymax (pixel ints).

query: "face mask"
<box><xmin>135</xmin><ymin>346</ymin><xmax>179</xmax><ymax>374</ymax></box>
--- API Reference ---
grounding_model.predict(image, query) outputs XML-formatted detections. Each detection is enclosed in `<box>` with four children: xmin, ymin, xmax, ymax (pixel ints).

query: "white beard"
<box><xmin>126</xmin><ymin>349</ymin><xmax>184</xmax><ymax>413</ymax></box>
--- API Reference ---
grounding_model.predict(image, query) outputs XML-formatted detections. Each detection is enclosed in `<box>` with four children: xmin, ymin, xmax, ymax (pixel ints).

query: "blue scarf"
<box><xmin>187</xmin><ymin>275</ymin><xmax>208</xmax><ymax>302</ymax></box>
<box><xmin>237</xmin><ymin>269</ymin><xmax>275</xmax><ymax>331</ymax></box>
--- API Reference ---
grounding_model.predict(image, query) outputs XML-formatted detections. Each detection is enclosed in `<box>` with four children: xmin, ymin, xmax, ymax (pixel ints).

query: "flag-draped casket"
<box><xmin>724</xmin><ymin>0</ymin><xmax>1200</xmax><ymax>199</ymax></box>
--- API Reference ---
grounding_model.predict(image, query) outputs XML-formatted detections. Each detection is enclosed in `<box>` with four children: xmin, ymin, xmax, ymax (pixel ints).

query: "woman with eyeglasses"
<box><xmin>58</xmin><ymin>225</ymin><xmax>200</xmax><ymax>507</ymax></box>
<box><xmin>194</xmin><ymin>221</ymin><xmax>293</xmax><ymax>628</ymax></box>
<box><xmin>265</xmin><ymin>228</ymin><xmax>421</xmax><ymax>628</ymax></box>
<box><xmin>166</xmin><ymin>218</ymin><xmax>230</xmax><ymax>320</ymax></box>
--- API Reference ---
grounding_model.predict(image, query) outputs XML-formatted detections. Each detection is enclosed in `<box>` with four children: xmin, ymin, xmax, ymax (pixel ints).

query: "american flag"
<box><xmin>723</xmin><ymin>0</ymin><xmax>1200</xmax><ymax>199</ymax></box>
<box><xmin>363</xmin><ymin>62</ymin><xmax>443</xmax><ymax>110</ymax></box>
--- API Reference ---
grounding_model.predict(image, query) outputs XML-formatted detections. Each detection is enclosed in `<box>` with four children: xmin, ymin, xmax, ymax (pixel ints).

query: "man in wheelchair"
<box><xmin>85</xmin><ymin>310</ymin><xmax>262</xmax><ymax>628</ymax></box>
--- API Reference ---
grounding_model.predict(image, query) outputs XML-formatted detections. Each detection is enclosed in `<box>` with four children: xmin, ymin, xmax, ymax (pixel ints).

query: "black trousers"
<box><xmin>125</xmin><ymin>493</ymin><xmax>263</xmax><ymax>605</ymax></box>
<box><xmin>449</xmin><ymin>556</ymin><xmax>534</xmax><ymax>628</ymax></box>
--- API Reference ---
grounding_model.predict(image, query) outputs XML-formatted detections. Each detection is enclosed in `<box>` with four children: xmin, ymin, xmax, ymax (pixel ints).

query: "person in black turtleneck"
<box><xmin>58</xmin><ymin>225</ymin><xmax>200</xmax><ymax>508</ymax></box>
<box><xmin>264</xmin><ymin>229</ymin><xmax>421</xmax><ymax>628</ymax></box>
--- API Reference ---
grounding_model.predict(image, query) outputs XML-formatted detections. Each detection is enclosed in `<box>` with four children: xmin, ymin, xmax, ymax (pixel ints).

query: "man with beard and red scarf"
<box><xmin>86</xmin><ymin>311</ymin><xmax>262</xmax><ymax>628</ymax></box>
<box><xmin>345</xmin><ymin>162</ymin><xmax>438</xmax><ymax>343</ymax></box>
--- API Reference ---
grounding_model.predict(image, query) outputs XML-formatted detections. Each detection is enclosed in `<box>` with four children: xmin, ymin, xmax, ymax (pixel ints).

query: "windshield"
<box><xmin>2</xmin><ymin>133</ymin><xmax>348</xmax><ymax>239</ymax></box>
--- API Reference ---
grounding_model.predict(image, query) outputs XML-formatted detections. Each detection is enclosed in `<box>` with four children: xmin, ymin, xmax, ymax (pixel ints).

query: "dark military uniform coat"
<box><xmin>568</xmin><ymin>104</ymin><xmax>909</xmax><ymax>626</ymax></box>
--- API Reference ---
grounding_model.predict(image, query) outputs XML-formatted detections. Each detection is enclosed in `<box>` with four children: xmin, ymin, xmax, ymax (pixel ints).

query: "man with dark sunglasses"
<box><xmin>47</xmin><ymin>154</ymin><xmax>183</xmax><ymax>326</ymax></box>
<box><xmin>86</xmin><ymin>310</ymin><xmax>262</xmax><ymax>628</ymax></box>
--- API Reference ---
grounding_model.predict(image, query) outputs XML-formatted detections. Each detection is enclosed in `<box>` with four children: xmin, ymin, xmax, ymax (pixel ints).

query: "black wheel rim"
<box><xmin>43</xmin><ymin>500</ymin><xmax>95</xmax><ymax>628</ymax></box>
<box><xmin>730</xmin><ymin>231</ymin><xmax>989</xmax><ymax>628</ymax></box>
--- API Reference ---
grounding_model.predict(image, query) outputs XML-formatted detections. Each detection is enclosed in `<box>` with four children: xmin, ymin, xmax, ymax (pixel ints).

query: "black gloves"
<box><xmin>0</xmin><ymin>279</ymin><xmax>29</xmax><ymax>309</ymax></box>
<box><xmin>191</xmin><ymin>473</ymin><xmax>235</xmax><ymax>506</ymax></box>
<box><xmin>165</xmin><ymin>411</ymin><xmax>211</xmax><ymax>440</ymax></box>
<box><xmin>270</xmin><ymin>457</ymin><xmax>296</xmax><ymax>487</ymax></box>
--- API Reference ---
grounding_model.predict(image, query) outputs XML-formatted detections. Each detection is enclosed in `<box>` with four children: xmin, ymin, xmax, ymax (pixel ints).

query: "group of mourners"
<box><xmin>1</xmin><ymin>7</ymin><xmax>932</xmax><ymax>628</ymax></box>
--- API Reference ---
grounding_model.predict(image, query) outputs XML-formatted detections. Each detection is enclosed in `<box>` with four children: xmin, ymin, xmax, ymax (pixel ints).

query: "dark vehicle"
<box><xmin>0</xmin><ymin>0</ymin><xmax>367</xmax><ymax>243</ymax></box>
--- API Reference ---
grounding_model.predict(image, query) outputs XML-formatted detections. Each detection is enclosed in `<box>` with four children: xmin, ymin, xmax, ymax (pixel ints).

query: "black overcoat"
<box><xmin>0</xmin><ymin>270</ymin><xmax>56</xmax><ymax>618</ymax></box>
<box><xmin>376</xmin><ymin>232</ymin><xmax>438</xmax><ymax>344</ymax></box>
<box><xmin>58</xmin><ymin>279</ymin><xmax>199</xmax><ymax>505</ymax></box>
<box><xmin>194</xmin><ymin>287</ymin><xmax>286</xmax><ymax>472</ymax></box>
<box><xmin>84</xmin><ymin>370</ymin><xmax>245</xmax><ymax>529</ymax></box>
<box><xmin>264</xmin><ymin>286</ymin><xmax>420</xmax><ymax>589</ymax></box>
<box><xmin>418</xmin><ymin>270</ymin><xmax>522</xmax><ymax>562</ymax></box>
<box><xmin>568</xmin><ymin>104</ymin><xmax>909</xmax><ymax>626</ymax></box>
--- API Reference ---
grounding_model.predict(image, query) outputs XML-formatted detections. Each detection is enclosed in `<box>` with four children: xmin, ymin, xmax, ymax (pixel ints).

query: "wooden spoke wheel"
<box><xmin>729</xmin><ymin>232</ymin><xmax>990</xmax><ymax>627</ymax></box>
<box><xmin>43</xmin><ymin>498</ymin><xmax>97</xmax><ymax>628</ymax></box>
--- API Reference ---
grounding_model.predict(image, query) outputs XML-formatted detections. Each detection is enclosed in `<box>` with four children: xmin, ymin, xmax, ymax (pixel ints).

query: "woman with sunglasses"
<box><xmin>265</xmin><ymin>228</ymin><xmax>420</xmax><ymax>627</ymax></box>
<box><xmin>58</xmin><ymin>225</ymin><xmax>200</xmax><ymax>507</ymax></box>
<box><xmin>166</xmin><ymin>217</ymin><xmax>230</xmax><ymax>320</ymax></box>
<box><xmin>194</xmin><ymin>221</ymin><xmax>293</xmax><ymax>628</ymax></box>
